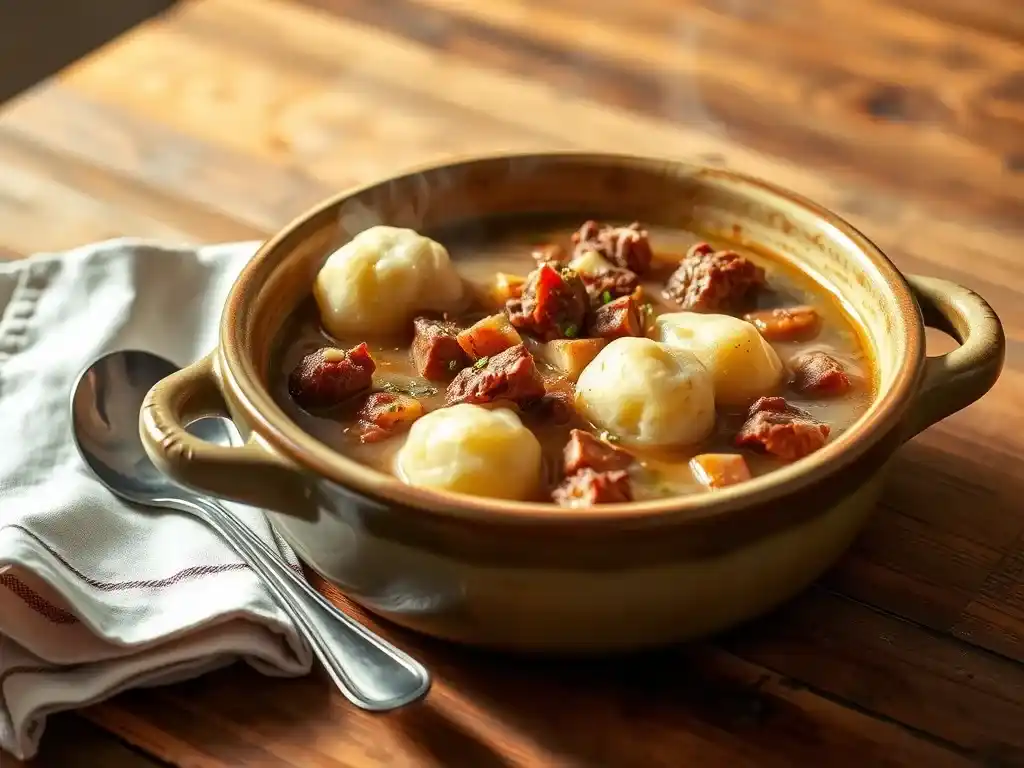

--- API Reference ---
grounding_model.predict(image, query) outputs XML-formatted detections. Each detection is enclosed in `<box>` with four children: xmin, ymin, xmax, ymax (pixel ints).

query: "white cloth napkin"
<box><xmin>0</xmin><ymin>239</ymin><xmax>313</xmax><ymax>760</ymax></box>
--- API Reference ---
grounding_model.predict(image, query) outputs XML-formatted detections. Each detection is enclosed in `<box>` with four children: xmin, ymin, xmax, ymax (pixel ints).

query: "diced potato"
<box><xmin>528</xmin><ymin>337</ymin><xmax>608</xmax><ymax>380</ymax></box>
<box><xmin>568</xmin><ymin>249</ymin><xmax>616</xmax><ymax>277</ymax></box>
<box><xmin>689</xmin><ymin>453</ymin><xmax>752</xmax><ymax>490</ymax></box>
<box><xmin>457</xmin><ymin>314</ymin><xmax>523</xmax><ymax>359</ymax></box>
<box><xmin>491</xmin><ymin>272</ymin><xmax>527</xmax><ymax>305</ymax></box>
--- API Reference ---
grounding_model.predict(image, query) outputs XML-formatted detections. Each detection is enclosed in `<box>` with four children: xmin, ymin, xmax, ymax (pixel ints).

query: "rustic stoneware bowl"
<box><xmin>140</xmin><ymin>153</ymin><xmax>1004</xmax><ymax>653</ymax></box>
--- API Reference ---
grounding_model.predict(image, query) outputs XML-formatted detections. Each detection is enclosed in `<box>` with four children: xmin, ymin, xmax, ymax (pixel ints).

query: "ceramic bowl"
<box><xmin>140</xmin><ymin>153</ymin><xmax>1004</xmax><ymax>653</ymax></box>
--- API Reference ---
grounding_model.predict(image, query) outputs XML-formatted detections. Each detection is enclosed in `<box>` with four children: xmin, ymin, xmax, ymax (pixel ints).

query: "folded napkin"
<box><xmin>0</xmin><ymin>239</ymin><xmax>313</xmax><ymax>760</ymax></box>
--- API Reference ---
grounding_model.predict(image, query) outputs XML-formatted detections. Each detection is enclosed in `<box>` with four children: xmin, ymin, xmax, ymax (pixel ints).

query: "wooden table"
<box><xmin>4</xmin><ymin>0</ymin><xmax>1023</xmax><ymax>765</ymax></box>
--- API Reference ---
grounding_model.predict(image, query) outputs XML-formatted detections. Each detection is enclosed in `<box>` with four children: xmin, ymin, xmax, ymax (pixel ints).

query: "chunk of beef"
<box><xmin>445</xmin><ymin>344</ymin><xmax>546</xmax><ymax>406</ymax></box>
<box><xmin>735</xmin><ymin>396</ymin><xmax>830</xmax><ymax>461</ymax></box>
<box><xmin>663</xmin><ymin>242</ymin><xmax>765</xmax><ymax>312</ymax></box>
<box><xmin>689</xmin><ymin>453</ymin><xmax>752</xmax><ymax>490</ymax></box>
<box><xmin>744</xmin><ymin>305</ymin><xmax>821</xmax><ymax>342</ymax></box>
<box><xmin>505</xmin><ymin>264</ymin><xmax>588</xmax><ymax>342</ymax></box>
<box><xmin>563</xmin><ymin>429</ymin><xmax>634</xmax><ymax>475</ymax></box>
<box><xmin>553</xmin><ymin>468</ymin><xmax>633</xmax><ymax>507</ymax></box>
<box><xmin>531</xmin><ymin>243</ymin><xmax>567</xmax><ymax>268</ymax></box>
<box><xmin>522</xmin><ymin>375</ymin><xmax>578</xmax><ymax>426</ymax></box>
<box><xmin>790</xmin><ymin>351</ymin><xmax>852</xmax><ymax>396</ymax></box>
<box><xmin>288</xmin><ymin>344</ymin><xmax>375</xmax><ymax>410</ymax></box>
<box><xmin>571</xmin><ymin>220</ymin><xmax>653</xmax><ymax>275</ymax></box>
<box><xmin>588</xmin><ymin>295</ymin><xmax>644</xmax><ymax>339</ymax></box>
<box><xmin>457</xmin><ymin>313</ymin><xmax>523</xmax><ymax>360</ymax></box>
<box><xmin>411</xmin><ymin>317</ymin><xmax>470</xmax><ymax>380</ymax></box>
<box><xmin>354</xmin><ymin>392</ymin><xmax>425</xmax><ymax>443</ymax></box>
<box><xmin>581</xmin><ymin>266</ymin><xmax>640</xmax><ymax>306</ymax></box>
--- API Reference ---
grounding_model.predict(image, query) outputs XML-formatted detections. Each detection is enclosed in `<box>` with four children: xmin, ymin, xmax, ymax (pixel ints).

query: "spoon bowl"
<box><xmin>70</xmin><ymin>349</ymin><xmax>431</xmax><ymax>710</ymax></box>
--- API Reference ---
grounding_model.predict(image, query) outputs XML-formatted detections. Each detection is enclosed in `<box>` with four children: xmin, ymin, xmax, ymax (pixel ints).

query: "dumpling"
<box><xmin>395</xmin><ymin>404</ymin><xmax>542</xmax><ymax>500</ymax></box>
<box><xmin>654</xmin><ymin>312</ymin><xmax>783</xmax><ymax>406</ymax></box>
<box><xmin>314</xmin><ymin>226</ymin><xmax>465</xmax><ymax>338</ymax></box>
<box><xmin>575</xmin><ymin>337</ymin><xmax>715</xmax><ymax>447</ymax></box>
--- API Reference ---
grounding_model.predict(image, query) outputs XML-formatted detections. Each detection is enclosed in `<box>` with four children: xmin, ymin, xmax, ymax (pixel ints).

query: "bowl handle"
<box><xmin>140</xmin><ymin>351</ymin><xmax>309</xmax><ymax>513</ymax></box>
<box><xmin>900</xmin><ymin>275</ymin><xmax>1005</xmax><ymax>441</ymax></box>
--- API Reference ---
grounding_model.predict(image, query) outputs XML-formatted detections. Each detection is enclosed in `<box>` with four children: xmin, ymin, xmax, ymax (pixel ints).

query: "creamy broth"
<box><xmin>272</xmin><ymin>216</ymin><xmax>873</xmax><ymax>502</ymax></box>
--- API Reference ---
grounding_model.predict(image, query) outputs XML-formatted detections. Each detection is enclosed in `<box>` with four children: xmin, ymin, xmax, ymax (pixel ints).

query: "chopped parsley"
<box><xmin>386</xmin><ymin>404</ymin><xmax>401</xmax><ymax>413</ymax></box>
<box><xmin>448</xmin><ymin>359</ymin><xmax>459</xmax><ymax>372</ymax></box>
<box><xmin>473</xmin><ymin>356</ymin><xmax>490</xmax><ymax>370</ymax></box>
<box><xmin>563</xmin><ymin>324</ymin><xmax>579</xmax><ymax>338</ymax></box>
<box><xmin>601</xmin><ymin>290</ymin><xmax>613</xmax><ymax>304</ymax></box>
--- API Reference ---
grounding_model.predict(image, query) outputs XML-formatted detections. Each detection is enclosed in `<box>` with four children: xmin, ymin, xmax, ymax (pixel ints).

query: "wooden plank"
<box><xmin>0</xmin><ymin>127</ymin><xmax>262</xmax><ymax>254</ymax></box>
<box><xmin>76</xmin><ymin>577</ymin><xmax>975</xmax><ymax>768</ymax></box>
<box><xmin>6</xmin><ymin>714</ymin><xmax>166</xmax><ymax>767</ymax></box>
<box><xmin>293</xmin><ymin>0</ymin><xmax>1024</xmax><ymax>225</ymax></box>
<box><xmin>722</xmin><ymin>588</ymin><xmax>1024</xmax><ymax>764</ymax></box>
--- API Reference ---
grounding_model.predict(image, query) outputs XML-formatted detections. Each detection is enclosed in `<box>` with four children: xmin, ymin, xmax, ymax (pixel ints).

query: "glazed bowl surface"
<box><xmin>141</xmin><ymin>153</ymin><xmax>1004</xmax><ymax>652</ymax></box>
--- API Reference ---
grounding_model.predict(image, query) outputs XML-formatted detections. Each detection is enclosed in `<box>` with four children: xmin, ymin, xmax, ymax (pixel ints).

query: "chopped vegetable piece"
<box><xmin>355</xmin><ymin>392</ymin><xmax>425</xmax><ymax>443</ymax></box>
<box><xmin>505</xmin><ymin>264</ymin><xmax>589</xmax><ymax>342</ymax></box>
<box><xmin>457</xmin><ymin>314</ymin><xmax>523</xmax><ymax>360</ymax></box>
<box><xmin>527</xmin><ymin>337</ymin><xmax>607</xmax><ymax>380</ymax></box>
<box><xmin>689</xmin><ymin>453</ymin><xmax>752</xmax><ymax>490</ymax></box>
<box><xmin>744</xmin><ymin>305</ymin><xmax>821</xmax><ymax>342</ymax></box>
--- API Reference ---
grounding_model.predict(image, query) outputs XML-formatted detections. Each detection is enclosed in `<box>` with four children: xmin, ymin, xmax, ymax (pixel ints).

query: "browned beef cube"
<box><xmin>588</xmin><ymin>295</ymin><xmax>644</xmax><ymax>339</ymax></box>
<box><xmin>411</xmin><ymin>317</ymin><xmax>470</xmax><ymax>380</ymax></box>
<box><xmin>563</xmin><ymin>429</ymin><xmax>634</xmax><ymax>475</ymax></box>
<box><xmin>445</xmin><ymin>344</ymin><xmax>546</xmax><ymax>406</ymax></box>
<box><xmin>790</xmin><ymin>351</ymin><xmax>852</xmax><ymax>396</ymax></box>
<box><xmin>663</xmin><ymin>242</ymin><xmax>765</xmax><ymax>312</ymax></box>
<box><xmin>571</xmin><ymin>220</ymin><xmax>653</xmax><ymax>275</ymax></box>
<box><xmin>288</xmin><ymin>344</ymin><xmax>376</xmax><ymax>410</ymax></box>
<box><xmin>735</xmin><ymin>396</ymin><xmax>830</xmax><ymax>461</ymax></box>
<box><xmin>553</xmin><ymin>468</ymin><xmax>633</xmax><ymax>507</ymax></box>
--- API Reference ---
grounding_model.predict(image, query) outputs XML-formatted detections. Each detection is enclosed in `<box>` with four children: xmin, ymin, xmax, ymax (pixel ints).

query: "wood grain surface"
<box><xmin>2</xmin><ymin>0</ymin><xmax>1022</xmax><ymax>765</ymax></box>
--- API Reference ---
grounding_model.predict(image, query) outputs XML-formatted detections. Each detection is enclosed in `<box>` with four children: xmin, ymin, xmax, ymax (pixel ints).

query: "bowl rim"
<box><xmin>220</xmin><ymin>150</ymin><xmax>925</xmax><ymax>526</ymax></box>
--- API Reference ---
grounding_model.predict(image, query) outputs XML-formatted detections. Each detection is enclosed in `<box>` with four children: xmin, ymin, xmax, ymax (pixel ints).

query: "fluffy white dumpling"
<box><xmin>314</xmin><ymin>226</ymin><xmax>465</xmax><ymax>338</ymax></box>
<box><xmin>395</xmin><ymin>404</ymin><xmax>542</xmax><ymax>500</ymax></box>
<box><xmin>654</xmin><ymin>312</ymin><xmax>783</xmax><ymax>406</ymax></box>
<box><xmin>575</xmin><ymin>337</ymin><xmax>715</xmax><ymax>447</ymax></box>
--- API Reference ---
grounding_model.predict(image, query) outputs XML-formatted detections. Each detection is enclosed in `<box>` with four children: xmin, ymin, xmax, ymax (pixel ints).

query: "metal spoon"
<box><xmin>70</xmin><ymin>349</ymin><xmax>431</xmax><ymax>711</ymax></box>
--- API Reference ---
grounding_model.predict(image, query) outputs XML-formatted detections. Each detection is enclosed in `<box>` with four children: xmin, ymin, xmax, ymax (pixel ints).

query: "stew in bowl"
<box><xmin>140</xmin><ymin>153</ymin><xmax>1004</xmax><ymax>651</ymax></box>
<box><xmin>274</xmin><ymin>218</ymin><xmax>873</xmax><ymax>507</ymax></box>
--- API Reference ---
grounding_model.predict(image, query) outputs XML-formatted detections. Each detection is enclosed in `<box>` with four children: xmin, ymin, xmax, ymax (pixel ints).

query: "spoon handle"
<box><xmin>178</xmin><ymin>495</ymin><xmax>430</xmax><ymax>710</ymax></box>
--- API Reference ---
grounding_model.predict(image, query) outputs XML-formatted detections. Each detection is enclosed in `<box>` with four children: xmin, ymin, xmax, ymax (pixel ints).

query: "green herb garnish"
<box><xmin>473</xmin><ymin>356</ymin><xmax>490</xmax><ymax>370</ymax></box>
<box><xmin>448</xmin><ymin>359</ymin><xmax>459</xmax><ymax>371</ymax></box>
<box><xmin>563</xmin><ymin>324</ymin><xmax>578</xmax><ymax>338</ymax></box>
<box><xmin>601</xmin><ymin>290</ymin><xmax>613</xmax><ymax>304</ymax></box>
<box><xmin>600</xmin><ymin>431</ymin><xmax>621</xmax><ymax>444</ymax></box>
<box><xmin>387</xmin><ymin>404</ymin><xmax>401</xmax><ymax>412</ymax></box>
